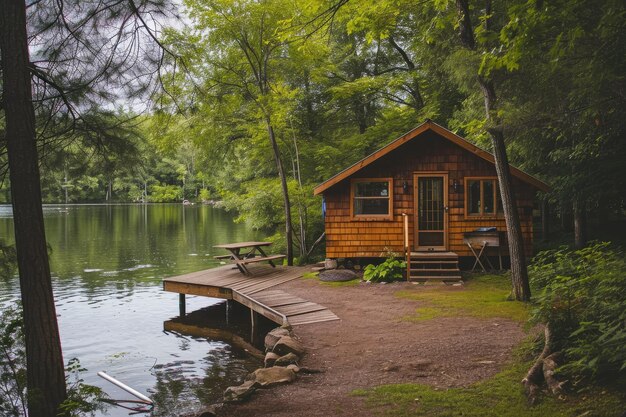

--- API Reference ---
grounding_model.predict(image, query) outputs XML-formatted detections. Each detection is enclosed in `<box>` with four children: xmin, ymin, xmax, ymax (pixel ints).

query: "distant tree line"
<box><xmin>0</xmin><ymin>114</ymin><xmax>212</xmax><ymax>204</ymax></box>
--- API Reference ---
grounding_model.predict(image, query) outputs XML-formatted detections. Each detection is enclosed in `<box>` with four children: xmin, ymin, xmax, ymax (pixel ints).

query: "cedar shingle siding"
<box><xmin>321</xmin><ymin>131</ymin><xmax>537</xmax><ymax>258</ymax></box>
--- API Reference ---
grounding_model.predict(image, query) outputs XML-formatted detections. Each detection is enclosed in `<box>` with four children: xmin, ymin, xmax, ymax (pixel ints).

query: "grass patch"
<box><xmin>301</xmin><ymin>271</ymin><xmax>361</xmax><ymax>287</ymax></box>
<box><xmin>352</xmin><ymin>346</ymin><xmax>626</xmax><ymax>417</ymax></box>
<box><xmin>397</xmin><ymin>274</ymin><xmax>529</xmax><ymax>323</ymax></box>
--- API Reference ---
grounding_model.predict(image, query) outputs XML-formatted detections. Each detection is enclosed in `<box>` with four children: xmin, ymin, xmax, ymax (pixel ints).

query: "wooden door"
<box><xmin>414</xmin><ymin>173</ymin><xmax>448</xmax><ymax>251</ymax></box>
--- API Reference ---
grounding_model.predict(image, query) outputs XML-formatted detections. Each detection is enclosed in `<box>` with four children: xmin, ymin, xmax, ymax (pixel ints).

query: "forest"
<box><xmin>0</xmin><ymin>0</ymin><xmax>625</xmax><ymax>416</ymax></box>
<box><xmin>2</xmin><ymin>0</ymin><xmax>624</xmax><ymax>255</ymax></box>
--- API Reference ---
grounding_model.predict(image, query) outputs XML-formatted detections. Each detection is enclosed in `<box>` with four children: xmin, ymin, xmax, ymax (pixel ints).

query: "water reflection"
<box><xmin>0</xmin><ymin>204</ymin><xmax>267</xmax><ymax>416</ymax></box>
<box><xmin>149</xmin><ymin>303</ymin><xmax>274</xmax><ymax>416</ymax></box>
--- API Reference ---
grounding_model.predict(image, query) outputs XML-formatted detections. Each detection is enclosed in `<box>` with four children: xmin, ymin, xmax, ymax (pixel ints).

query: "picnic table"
<box><xmin>213</xmin><ymin>241</ymin><xmax>286</xmax><ymax>275</ymax></box>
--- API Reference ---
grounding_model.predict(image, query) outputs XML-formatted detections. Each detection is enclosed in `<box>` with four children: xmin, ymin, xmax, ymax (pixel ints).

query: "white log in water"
<box><xmin>97</xmin><ymin>371</ymin><xmax>153</xmax><ymax>404</ymax></box>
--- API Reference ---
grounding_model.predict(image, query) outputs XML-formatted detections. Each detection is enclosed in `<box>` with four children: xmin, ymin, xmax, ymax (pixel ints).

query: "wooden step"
<box><xmin>410</xmin><ymin>268</ymin><xmax>460</xmax><ymax>272</ymax></box>
<box><xmin>409</xmin><ymin>275</ymin><xmax>463</xmax><ymax>280</ymax></box>
<box><xmin>410</xmin><ymin>251</ymin><xmax>458</xmax><ymax>258</ymax></box>
<box><xmin>411</xmin><ymin>269</ymin><xmax>461</xmax><ymax>275</ymax></box>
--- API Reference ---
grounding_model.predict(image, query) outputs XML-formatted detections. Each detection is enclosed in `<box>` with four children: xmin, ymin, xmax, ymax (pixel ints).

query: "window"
<box><xmin>465</xmin><ymin>177</ymin><xmax>502</xmax><ymax>217</ymax></box>
<box><xmin>351</xmin><ymin>178</ymin><xmax>393</xmax><ymax>219</ymax></box>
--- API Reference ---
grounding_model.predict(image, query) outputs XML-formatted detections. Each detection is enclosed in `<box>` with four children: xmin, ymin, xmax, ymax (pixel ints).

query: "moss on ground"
<box><xmin>353</xmin><ymin>347</ymin><xmax>626</xmax><ymax>417</ymax></box>
<box><xmin>396</xmin><ymin>274</ymin><xmax>529</xmax><ymax>323</ymax></box>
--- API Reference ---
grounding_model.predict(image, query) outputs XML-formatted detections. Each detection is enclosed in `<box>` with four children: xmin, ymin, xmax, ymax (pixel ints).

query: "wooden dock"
<box><xmin>163</xmin><ymin>264</ymin><xmax>339</xmax><ymax>327</ymax></box>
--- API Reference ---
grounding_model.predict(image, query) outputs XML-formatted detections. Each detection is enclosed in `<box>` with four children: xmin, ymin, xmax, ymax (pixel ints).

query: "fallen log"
<box><xmin>521</xmin><ymin>325</ymin><xmax>553</xmax><ymax>405</ymax></box>
<box><xmin>543</xmin><ymin>352</ymin><xmax>566</xmax><ymax>396</ymax></box>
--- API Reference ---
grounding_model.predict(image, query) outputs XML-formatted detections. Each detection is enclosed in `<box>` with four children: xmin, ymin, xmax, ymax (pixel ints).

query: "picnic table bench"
<box><xmin>214</xmin><ymin>241</ymin><xmax>286</xmax><ymax>275</ymax></box>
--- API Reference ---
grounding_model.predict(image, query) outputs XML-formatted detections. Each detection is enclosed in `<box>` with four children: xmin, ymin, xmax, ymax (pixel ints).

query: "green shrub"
<box><xmin>149</xmin><ymin>184</ymin><xmax>183</xmax><ymax>202</ymax></box>
<box><xmin>364</xmin><ymin>257</ymin><xmax>406</xmax><ymax>283</ymax></box>
<box><xmin>198</xmin><ymin>188</ymin><xmax>212</xmax><ymax>202</ymax></box>
<box><xmin>0</xmin><ymin>305</ymin><xmax>26</xmax><ymax>417</ymax></box>
<box><xmin>529</xmin><ymin>242</ymin><xmax>626</xmax><ymax>381</ymax></box>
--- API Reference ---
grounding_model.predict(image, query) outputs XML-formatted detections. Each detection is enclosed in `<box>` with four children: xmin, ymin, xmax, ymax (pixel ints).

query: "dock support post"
<box><xmin>250</xmin><ymin>308</ymin><xmax>257</xmax><ymax>345</ymax></box>
<box><xmin>179</xmin><ymin>293</ymin><xmax>186</xmax><ymax>316</ymax></box>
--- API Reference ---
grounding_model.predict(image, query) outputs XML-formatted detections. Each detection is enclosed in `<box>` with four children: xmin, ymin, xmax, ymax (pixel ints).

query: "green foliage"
<box><xmin>0</xmin><ymin>304</ymin><xmax>106</xmax><ymax>417</ymax></box>
<box><xmin>363</xmin><ymin>257</ymin><xmax>406</xmax><ymax>283</ymax></box>
<box><xmin>529</xmin><ymin>242</ymin><xmax>626</xmax><ymax>380</ymax></box>
<box><xmin>221</xmin><ymin>178</ymin><xmax>286</xmax><ymax>230</ymax></box>
<box><xmin>0</xmin><ymin>305</ymin><xmax>26</xmax><ymax>417</ymax></box>
<box><xmin>0</xmin><ymin>240</ymin><xmax>17</xmax><ymax>280</ymax></box>
<box><xmin>198</xmin><ymin>188</ymin><xmax>212</xmax><ymax>202</ymax></box>
<box><xmin>149</xmin><ymin>184</ymin><xmax>183</xmax><ymax>203</ymax></box>
<box><xmin>397</xmin><ymin>274</ymin><xmax>529</xmax><ymax>323</ymax></box>
<box><xmin>59</xmin><ymin>359</ymin><xmax>107</xmax><ymax>417</ymax></box>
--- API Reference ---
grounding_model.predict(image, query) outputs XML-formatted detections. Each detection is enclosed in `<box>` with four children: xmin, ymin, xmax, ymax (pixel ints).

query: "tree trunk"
<box><xmin>266</xmin><ymin>120</ymin><xmax>294</xmax><ymax>265</ymax></box>
<box><xmin>0</xmin><ymin>1</ymin><xmax>68</xmax><ymax>416</ymax></box>
<box><xmin>573</xmin><ymin>199</ymin><xmax>587</xmax><ymax>249</ymax></box>
<box><xmin>291</xmin><ymin>129</ymin><xmax>308</xmax><ymax>260</ymax></box>
<box><xmin>541</xmin><ymin>198</ymin><xmax>550</xmax><ymax>242</ymax></box>
<box><xmin>489</xmin><ymin>126</ymin><xmax>531</xmax><ymax>300</ymax></box>
<box><xmin>455</xmin><ymin>0</ymin><xmax>531</xmax><ymax>301</ymax></box>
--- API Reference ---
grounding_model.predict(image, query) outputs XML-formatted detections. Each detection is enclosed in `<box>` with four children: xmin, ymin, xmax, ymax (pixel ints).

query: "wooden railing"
<box><xmin>402</xmin><ymin>213</ymin><xmax>410</xmax><ymax>281</ymax></box>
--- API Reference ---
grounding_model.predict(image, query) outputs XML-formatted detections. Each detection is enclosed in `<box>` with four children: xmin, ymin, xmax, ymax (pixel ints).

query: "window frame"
<box><xmin>350</xmin><ymin>178</ymin><xmax>394</xmax><ymax>221</ymax></box>
<box><xmin>464</xmin><ymin>177</ymin><xmax>504</xmax><ymax>219</ymax></box>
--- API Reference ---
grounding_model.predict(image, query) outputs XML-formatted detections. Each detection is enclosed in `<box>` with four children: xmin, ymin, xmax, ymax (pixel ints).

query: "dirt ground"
<box><xmin>220</xmin><ymin>277</ymin><xmax>526</xmax><ymax>417</ymax></box>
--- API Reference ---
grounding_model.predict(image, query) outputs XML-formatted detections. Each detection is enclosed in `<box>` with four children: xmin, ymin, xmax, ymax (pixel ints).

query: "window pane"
<box><xmin>483</xmin><ymin>180</ymin><xmax>495</xmax><ymax>214</ymax></box>
<box><xmin>354</xmin><ymin>198</ymin><xmax>389</xmax><ymax>215</ymax></box>
<box><xmin>468</xmin><ymin>180</ymin><xmax>481</xmax><ymax>214</ymax></box>
<box><xmin>355</xmin><ymin>181</ymin><xmax>389</xmax><ymax>197</ymax></box>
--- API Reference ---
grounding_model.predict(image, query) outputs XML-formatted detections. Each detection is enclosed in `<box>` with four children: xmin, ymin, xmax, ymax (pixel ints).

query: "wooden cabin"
<box><xmin>313</xmin><ymin>120</ymin><xmax>549</xmax><ymax>279</ymax></box>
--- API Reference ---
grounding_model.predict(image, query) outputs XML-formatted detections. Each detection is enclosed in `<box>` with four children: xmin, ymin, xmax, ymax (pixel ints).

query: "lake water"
<box><xmin>0</xmin><ymin>204</ymin><xmax>270</xmax><ymax>416</ymax></box>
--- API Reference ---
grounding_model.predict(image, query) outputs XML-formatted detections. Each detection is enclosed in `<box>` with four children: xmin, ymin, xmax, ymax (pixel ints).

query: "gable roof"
<box><xmin>313</xmin><ymin>120</ymin><xmax>550</xmax><ymax>195</ymax></box>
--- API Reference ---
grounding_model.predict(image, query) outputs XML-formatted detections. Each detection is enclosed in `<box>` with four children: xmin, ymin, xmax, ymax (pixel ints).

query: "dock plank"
<box><xmin>288</xmin><ymin>311</ymin><xmax>340</xmax><ymax>326</ymax></box>
<box><xmin>242</xmin><ymin>275</ymin><xmax>305</xmax><ymax>294</ymax></box>
<box><xmin>275</xmin><ymin>302</ymin><xmax>328</xmax><ymax>316</ymax></box>
<box><xmin>252</xmin><ymin>292</ymin><xmax>306</xmax><ymax>304</ymax></box>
